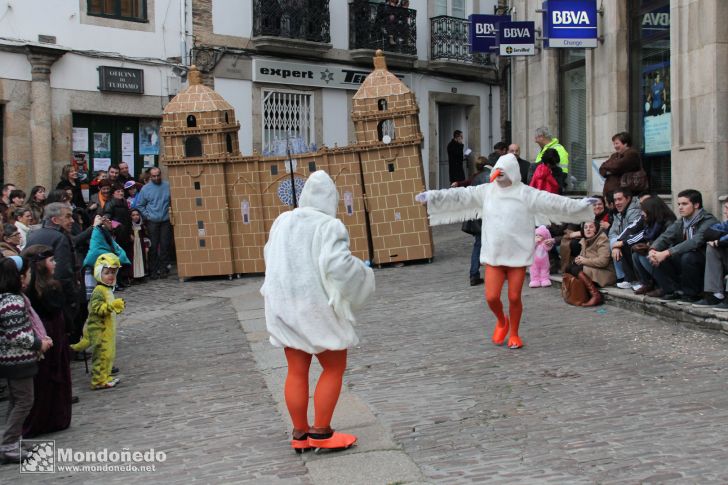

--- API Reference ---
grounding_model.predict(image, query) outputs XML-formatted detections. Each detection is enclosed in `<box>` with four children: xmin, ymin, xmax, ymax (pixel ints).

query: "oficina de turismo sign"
<box><xmin>498</xmin><ymin>21</ymin><xmax>536</xmax><ymax>56</ymax></box>
<box><xmin>543</xmin><ymin>0</ymin><xmax>598</xmax><ymax>48</ymax></box>
<box><xmin>469</xmin><ymin>14</ymin><xmax>511</xmax><ymax>53</ymax></box>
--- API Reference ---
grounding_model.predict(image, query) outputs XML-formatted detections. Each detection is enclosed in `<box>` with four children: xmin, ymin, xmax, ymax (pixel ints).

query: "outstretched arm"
<box><xmin>416</xmin><ymin>185</ymin><xmax>485</xmax><ymax>226</ymax></box>
<box><xmin>525</xmin><ymin>187</ymin><xmax>594</xmax><ymax>225</ymax></box>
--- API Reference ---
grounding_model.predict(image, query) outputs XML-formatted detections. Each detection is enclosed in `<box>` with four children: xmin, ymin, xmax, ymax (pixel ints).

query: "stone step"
<box><xmin>550</xmin><ymin>275</ymin><xmax>728</xmax><ymax>335</ymax></box>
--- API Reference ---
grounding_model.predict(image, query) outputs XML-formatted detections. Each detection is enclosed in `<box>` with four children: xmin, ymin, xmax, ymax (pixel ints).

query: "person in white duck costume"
<box><xmin>261</xmin><ymin>171</ymin><xmax>375</xmax><ymax>453</ymax></box>
<box><xmin>416</xmin><ymin>154</ymin><xmax>597</xmax><ymax>348</ymax></box>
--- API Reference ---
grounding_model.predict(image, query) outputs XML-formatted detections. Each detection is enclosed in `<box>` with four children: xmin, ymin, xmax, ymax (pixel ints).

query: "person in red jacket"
<box><xmin>529</xmin><ymin>148</ymin><xmax>562</xmax><ymax>194</ymax></box>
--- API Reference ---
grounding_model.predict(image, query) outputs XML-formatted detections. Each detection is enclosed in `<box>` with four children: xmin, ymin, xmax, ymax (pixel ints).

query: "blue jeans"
<box><xmin>633</xmin><ymin>253</ymin><xmax>656</xmax><ymax>285</ymax></box>
<box><xmin>609</xmin><ymin>236</ymin><xmax>625</xmax><ymax>280</ymax></box>
<box><xmin>470</xmin><ymin>234</ymin><xmax>482</xmax><ymax>278</ymax></box>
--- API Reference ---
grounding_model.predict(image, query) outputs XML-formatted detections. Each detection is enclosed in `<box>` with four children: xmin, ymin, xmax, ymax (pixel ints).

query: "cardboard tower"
<box><xmin>162</xmin><ymin>52</ymin><xmax>433</xmax><ymax>279</ymax></box>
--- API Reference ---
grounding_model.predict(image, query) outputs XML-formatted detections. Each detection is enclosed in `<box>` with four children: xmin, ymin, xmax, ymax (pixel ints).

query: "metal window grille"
<box><xmin>262</xmin><ymin>90</ymin><xmax>314</xmax><ymax>156</ymax></box>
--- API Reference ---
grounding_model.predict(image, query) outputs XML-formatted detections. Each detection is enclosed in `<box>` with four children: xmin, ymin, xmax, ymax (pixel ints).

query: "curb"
<box><xmin>550</xmin><ymin>275</ymin><xmax>728</xmax><ymax>335</ymax></box>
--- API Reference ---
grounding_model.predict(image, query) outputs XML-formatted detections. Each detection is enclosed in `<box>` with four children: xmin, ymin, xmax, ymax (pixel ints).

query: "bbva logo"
<box><xmin>503</xmin><ymin>28</ymin><xmax>531</xmax><ymax>38</ymax></box>
<box><xmin>552</xmin><ymin>10</ymin><xmax>591</xmax><ymax>25</ymax></box>
<box><xmin>475</xmin><ymin>23</ymin><xmax>496</xmax><ymax>35</ymax></box>
<box><xmin>642</xmin><ymin>12</ymin><xmax>669</xmax><ymax>27</ymax></box>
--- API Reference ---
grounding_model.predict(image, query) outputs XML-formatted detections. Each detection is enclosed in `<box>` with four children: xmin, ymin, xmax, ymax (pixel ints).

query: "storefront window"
<box><xmin>559</xmin><ymin>49</ymin><xmax>586</xmax><ymax>192</ymax></box>
<box><xmin>630</xmin><ymin>0</ymin><xmax>670</xmax><ymax>193</ymax></box>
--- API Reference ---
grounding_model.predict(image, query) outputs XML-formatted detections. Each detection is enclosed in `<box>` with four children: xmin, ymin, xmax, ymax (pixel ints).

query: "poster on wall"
<box><xmin>93</xmin><ymin>132</ymin><xmax>111</xmax><ymax>158</ymax></box>
<box><xmin>93</xmin><ymin>158</ymin><xmax>111</xmax><ymax>172</ymax></box>
<box><xmin>121</xmin><ymin>153</ymin><xmax>135</xmax><ymax>176</ymax></box>
<box><xmin>139</xmin><ymin>119</ymin><xmax>160</xmax><ymax>155</ymax></box>
<box><xmin>72</xmin><ymin>127</ymin><xmax>89</xmax><ymax>152</ymax></box>
<box><xmin>642</xmin><ymin>62</ymin><xmax>671</xmax><ymax>154</ymax></box>
<box><xmin>121</xmin><ymin>132</ymin><xmax>135</xmax><ymax>154</ymax></box>
<box><xmin>143</xmin><ymin>155</ymin><xmax>156</xmax><ymax>168</ymax></box>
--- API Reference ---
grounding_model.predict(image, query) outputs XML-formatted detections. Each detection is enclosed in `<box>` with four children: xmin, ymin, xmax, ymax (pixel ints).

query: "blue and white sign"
<box><xmin>543</xmin><ymin>0</ymin><xmax>598</xmax><ymax>48</ymax></box>
<box><xmin>498</xmin><ymin>21</ymin><xmax>535</xmax><ymax>56</ymax></box>
<box><xmin>469</xmin><ymin>14</ymin><xmax>510</xmax><ymax>53</ymax></box>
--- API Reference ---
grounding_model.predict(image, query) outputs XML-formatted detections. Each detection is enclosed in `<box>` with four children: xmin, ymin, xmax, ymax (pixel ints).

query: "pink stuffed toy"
<box><xmin>529</xmin><ymin>225</ymin><xmax>555</xmax><ymax>288</ymax></box>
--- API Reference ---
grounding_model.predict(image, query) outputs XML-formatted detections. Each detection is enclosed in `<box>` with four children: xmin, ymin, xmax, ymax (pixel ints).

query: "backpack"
<box><xmin>561</xmin><ymin>273</ymin><xmax>588</xmax><ymax>306</ymax></box>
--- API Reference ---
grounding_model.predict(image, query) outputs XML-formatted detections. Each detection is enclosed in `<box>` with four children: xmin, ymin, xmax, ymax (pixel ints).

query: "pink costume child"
<box><xmin>529</xmin><ymin>225</ymin><xmax>554</xmax><ymax>288</ymax></box>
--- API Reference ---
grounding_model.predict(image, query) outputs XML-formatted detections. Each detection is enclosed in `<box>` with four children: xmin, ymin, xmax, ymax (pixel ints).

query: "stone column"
<box><xmin>25</xmin><ymin>46</ymin><xmax>65</xmax><ymax>189</ymax></box>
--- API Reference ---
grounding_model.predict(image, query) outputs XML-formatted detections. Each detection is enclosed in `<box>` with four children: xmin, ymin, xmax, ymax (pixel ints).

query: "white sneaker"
<box><xmin>632</xmin><ymin>283</ymin><xmax>644</xmax><ymax>292</ymax></box>
<box><xmin>616</xmin><ymin>281</ymin><xmax>632</xmax><ymax>289</ymax></box>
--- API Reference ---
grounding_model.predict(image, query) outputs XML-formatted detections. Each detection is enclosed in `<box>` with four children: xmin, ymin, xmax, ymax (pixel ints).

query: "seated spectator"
<box><xmin>565</xmin><ymin>221</ymin><xmax>616</xmax><ymax>306</ymax></box>
<box><xmin>558</xmin><ymin>195</ymin><xmax>612</xmax><ymax>273</ymax></box>
<box><xmin>608</xmin><ymin>188</ymin><xmax>641</xmax><ymax>288</ymax></box>
<box><xmin>646</xmin><ymin>189</ymin><xmax>718</xmax><ymax>302</ymax></box>
<box><xmin>0</xmin><ymin>224</ymin><xmax>22</xmax><ymax>257</ymax></box>
<box><xmin>592</xmin><ymin>195</ymin><xmax>611</xmax><ymax>233</ymax></box>
<box><xmin>631</xmin><ymin>196</ymin><xmax>677</xmax><ymax>295</ymax></box>
<box><xmin>693</xmin><ymin>198</ymin><xmax>728</xmax><ymax>309</ymax></box>
<box><xmin>529</xmin><ymin>148</ymin><xmax>561</xmax><ymax>194</ymax></box>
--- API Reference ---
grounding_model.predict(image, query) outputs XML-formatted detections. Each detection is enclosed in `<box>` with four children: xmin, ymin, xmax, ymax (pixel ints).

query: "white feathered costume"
<box><xmin>423</xmin><ymin>154</ymin><xmax>594</xmax><ymax>267</ymax></box>
<box><xmin>261</xmin><ymin>171</ymin><xmax>375</xmax><ymax>354</ymax></box>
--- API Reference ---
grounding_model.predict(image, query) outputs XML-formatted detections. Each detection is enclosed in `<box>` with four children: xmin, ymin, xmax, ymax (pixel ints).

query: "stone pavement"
<box><xmin>2</xmin><ymin>224</ymin><xmax>728</xmax><ymax>483</ymax></box>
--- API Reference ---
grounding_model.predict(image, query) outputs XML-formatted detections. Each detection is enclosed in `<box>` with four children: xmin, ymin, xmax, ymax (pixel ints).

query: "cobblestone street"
<box><xmin>2</xmin><ymin>225</ymin><xmax>728</xmax><ymax>483</ymax></box>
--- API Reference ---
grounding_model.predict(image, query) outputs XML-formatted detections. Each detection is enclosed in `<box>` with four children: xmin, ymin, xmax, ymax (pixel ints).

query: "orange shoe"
<box><xmin>291</xmin><ymin>430</ymin><xmax>311</xmax><ymax>454</ymax></box>
<box><xmin>507</xmin><ymin>335</ymin><xmax>523</xmax><ymax>349</ymax></box>
<box><xmin>491</xmin><ymin>314</ymin><xmax>509</xmax><ymax>345</ymax></box>
<box><xmin>307</xmin><ymin>428</ymin><xmax>357</xmax><ymax>453</ymax></box>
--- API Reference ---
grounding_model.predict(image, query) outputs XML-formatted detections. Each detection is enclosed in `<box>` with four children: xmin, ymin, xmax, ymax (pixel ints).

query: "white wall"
<box><xmin>49</xmin><ymin>53</ymin><xmax>170</xmax><ymax>96</ymax></box>
<box><xmin>321</xmin><ymin>89</ymin><xmax>349</xmax><ymax>148</ymax></box>
<box><xmin>212</xmin><ymin>0</ymin><xmax>251</xmax><ymax>37</ymax></box>
<box><xmin>0</xmin><ymin>51</ymin><xmax>30</xmax><ymax>81</ymax></box>
<box><xmin>0</xmin><ymin>0</ymin><xmax>181</xmax><ymax>59</ymax></box>
<box><xmin>214</xmin><ymin>77</ymin><xmax>253</xmax><ymax>156</ymax></box>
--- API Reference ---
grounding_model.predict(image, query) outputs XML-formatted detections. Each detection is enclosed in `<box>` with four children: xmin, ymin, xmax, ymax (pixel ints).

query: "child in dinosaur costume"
<box><xmin>70</xmin><ymin>253</ymin><xmax>125</xmax><ymax>389</ymax></box>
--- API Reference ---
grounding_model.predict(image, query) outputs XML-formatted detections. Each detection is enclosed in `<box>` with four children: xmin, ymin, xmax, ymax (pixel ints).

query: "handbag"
<box><xmin>461</xmin><ymin>218</ymin><xmax>482</xmax><ymax>236</ymax></box>
<box><xmin>561</xmin><ymin>273</ymin><xmax>589</xmax><ymax>306</ymax></box>
<box><xmin>620</xmin><ymin>168</ymin><xmax>649</xmax><ymax>193</ymax></box>
<box><xmin>630</xmin><ymin>242</ymin><xmax>651</xmax><ymax>255</ymax></box>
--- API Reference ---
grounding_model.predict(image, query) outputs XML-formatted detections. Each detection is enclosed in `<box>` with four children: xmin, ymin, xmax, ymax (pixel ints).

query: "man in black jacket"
<box><xmin>647</xmin><ymin>189</ymin><xmax>719</xmax><ymax>302</ymax></box>
<box><xmin>447</xmin><ymin>130</ymin><xmax>465</xmax><ymax>184</ymax></box>
<box><xmin>25</xmin><ymin>203</ymin><xmax>80</xmax><ymax>335</ymax></box>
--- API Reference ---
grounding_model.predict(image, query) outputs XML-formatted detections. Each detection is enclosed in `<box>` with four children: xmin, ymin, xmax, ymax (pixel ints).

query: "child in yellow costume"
<box><xmin>70</xmin><ymin>253</ymin><xmax>125</xmax><ymax>390</ymax></box>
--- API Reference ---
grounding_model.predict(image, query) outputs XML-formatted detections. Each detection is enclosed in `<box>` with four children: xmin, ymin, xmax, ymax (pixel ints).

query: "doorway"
<box><xmin>437</xmin><ymin>104</ymin><xmax>468</xmax><ymax>188</ymax></box>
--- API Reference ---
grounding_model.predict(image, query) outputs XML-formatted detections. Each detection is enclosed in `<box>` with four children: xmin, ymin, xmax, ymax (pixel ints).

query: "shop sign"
<box><xmin>252</xmin><ymin>59</ymin><xmax>412</xmax><ymax>90</ymax></box>
<box><xmin>498</xmin><ymin>21</ymin><xmax>535</xmax><ymax>56</ymax></box>
<box><xmin>98</xmin><ymin>66</ymin><xmax>144</xmax><ymax>94</ymax></box>
<box><xmin>469</xmin><ymin>14</ymin><xmax>510</xmax><ymax>53</ymax></box>
<box><xmin>543</xmin><ymin>0</ymin><xmax>598</xmax><ymax>48</ymax></box>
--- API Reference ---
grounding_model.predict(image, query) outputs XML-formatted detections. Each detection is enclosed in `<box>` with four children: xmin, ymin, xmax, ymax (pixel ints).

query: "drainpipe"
<box><xmin>180</xmin><ymin>0</ymin><xmax>188</xmax><ymax>64</ymax></box>
<box><xmin>488</xmin><ymin>85</ymin><xmax>493</xmax><ymax>151</ymax></box>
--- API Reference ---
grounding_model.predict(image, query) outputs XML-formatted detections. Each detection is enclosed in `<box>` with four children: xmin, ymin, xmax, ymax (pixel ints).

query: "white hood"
<box><xmin>298</xmin><ymin>170</ymin><xmax>338</xmax><ymax>217</ymax></box>
<box><xmin>492</xmin><ymin>153</ymin><xmax>522</xmax><ymax>185</ymax></box>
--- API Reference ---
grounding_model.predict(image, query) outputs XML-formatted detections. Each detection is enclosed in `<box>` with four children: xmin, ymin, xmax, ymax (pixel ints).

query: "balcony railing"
<box><xmin>430</xmin><ymin>16</ymin><xmax>492</xmax><ymax>65</ymax></box>
<box><xmin>253</xmin><ymin>0</ymin><xmax>331</xmax><ymax>43</ymax></box>
<box><xmin>349</xmin><ymin>1</ymin><xmax>417</xmax><ymax>55</ymax></box>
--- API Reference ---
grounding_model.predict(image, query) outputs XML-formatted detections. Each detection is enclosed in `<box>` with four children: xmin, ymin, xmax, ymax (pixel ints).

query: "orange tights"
<box><xmin>284</xmin><ymin>348</ymin><xmax>347</xmax><ymax>432</ymax></box>
<box><xmin>484</xmin><ymin>265</ymin><xmax>527</xmax><ymax>336</ymax></box>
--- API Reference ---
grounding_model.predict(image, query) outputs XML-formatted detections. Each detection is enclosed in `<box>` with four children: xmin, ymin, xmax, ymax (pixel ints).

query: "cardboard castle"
<box><xmin>161</xmin><ymin>51</ymin><xmax>433</xmax><ymax>279</ymax></box>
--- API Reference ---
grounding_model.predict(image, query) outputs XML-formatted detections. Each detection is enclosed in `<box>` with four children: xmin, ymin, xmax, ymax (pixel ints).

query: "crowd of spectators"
<box><xmin>0</xmin><ymin>164</ymin><xmax>172</xmax><ymax>463</ymax></box>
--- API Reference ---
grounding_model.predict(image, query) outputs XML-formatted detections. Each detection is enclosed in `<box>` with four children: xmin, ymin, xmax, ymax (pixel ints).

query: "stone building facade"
<box><xmin>507</xmin><ymin>0</ymin><xmax>727</xmax><ymax>213</ymax></box>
